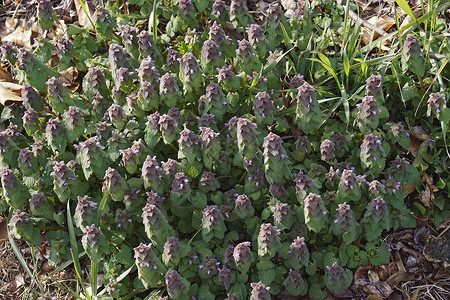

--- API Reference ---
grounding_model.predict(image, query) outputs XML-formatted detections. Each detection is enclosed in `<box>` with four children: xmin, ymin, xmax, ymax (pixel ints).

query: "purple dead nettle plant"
<box><xmin>201</xmin><ymin>39</ymin><xmax>222</xmax><ymax>71</ymax></box>
<box><xmin>427</xmin><ymin>93</ymin><xmax>445</xmax><ymax>116</ymax></box>
<box><xmin>138</xmin><ymin>56</ymin><xmax>160</xmax><ymax>83</ymax></box>
<box><xmin>114</xmin><ymin>67</ymin><xmax>134</xmax><ymax>91</ymax></box>
<box><xmin>362</xmin><ymin>196</ymin><xmax>391</xmax><ymax>241</ymax></box>
<box><xmin>233</xmin><ymin>241</ymin><xmax>253</xmax><ymax>273</ymax></box>
<box><xmin>144</xmin><ymin>111</ymin><xmax>160</xmax><ymax>148</ymax></box>
<box><xmin>356</xmin><ymin>96</ymin><xmax>382</xmax><ymax>133</ymax></box>
<box><xmin>197</xmin><ymin>114</ymin><xmax>215</xmax><ymax>129</ymax></box>
<box><xmin>178</xmin><ymin>127</ymin><xmax>200</xmax><ymax>163</ymax></box>
<box><xmin>304</xmin><ymin>193</ymin><xmax>328</xmax><ymax>233</ymax></box>
<box><xmin>76</xmin><ymin>136</ymin><xmax>108</xmax><ymax>180</ymax></box>
<box><xmin>51</xmin><ymin>161</ymin><xmax>78</xmax><ymax>204</ymax></box>
<box><xmin>320</xmin><ymin>139</ymin><xmax>335</xmax><ymax>161</ymax></box>
<box><xmin>21</xmin><ymin>83</ymin><xmax>43</xmax><ymax>111</ymax></box>
<box><xmin>295</xmin><ymin>82</ymin><xmax>322</xmax><ymax>133</ymax></box>
<box><xmin>247</xmin><ymin>24</ymin><xmax>267</xmax><ymax>56</ymax></box>
<box><xmin>199</xmin><ymin>171</ymin><xmax>219</xmax><ymax>192</ymax></box>
<box><xmin>401</xmin><ymin>34</ymin><xmax>425</xmax><ymax>77</ymax></box>
<box><xmin>159</xmin><ymin>113</ymin><xmax>179</xmax><ymax>144</ymax></box>
<box><xmin>0</xmin><ymin>42</ymin><xmax>17</xmax><ymax>64</ymax></box>
<box><xmin>288</xmin><ymin>236</ymin><xmax>309</xmax><ymax>269</ymax></box>
<box><xmin>269</xmin><ymin>183</ymin><xmax>288</xmax><ymax>200</ymax></box>
<box><xmin>324</xmin><ymin>262</ymin><xmax>352</xmax><ymax>292</ymax></box>
<box><xmin>236</xmin><ymin>118</ymin><xmax>258</xmax><ymax>160</ymax></box>
<box><xmin>2</xmin><ymin>168</ymin><xmax>29</xmax><ymax>209</ymax></box>
<box><xmin>234</xmin><ymin>194</ymin><xmax>254</xmax><ymax>219</ymax></box>
<box><xmin>8</xmin><ymin>209</ymin><xmax>34</xmax><ymax>241</ymax></box>
<box><xmin>263</xmin><ymin>132</ymin><xmax>292</xmax><ymax>184</ymax></box>
<box><xmin>74</xmin><ymin>195</ymin><xmax>98</xmax><ymax>228</ymax></box>
<box><xmin>360</xmin><ymin>133</ymin><xmax>386</xmax><ymax>171</ymax></box>
<box><xmin>202</xmin><ymin>205</ymin><xmax>226</xmax><ymax>242</ymax></box>
<box><xmin>106</xmin><ymin>103</ymin><xmax>126</xmax><ymax>130</ymax></box>
<box><xmin>109</xmin><ymin>43</ymin><xmax>129</xmax><ymax>71</ymax></box>
<box><xmin>64</xmin><ymin>106</ymin><xmax>85</xmax><ymax>142</ymax></box>
<box><xmin>198</xmin><ymin>257</ymin><xmax>220</xmax><ymax>278</ymax></box>
<box><xmin>159</xmin><ymin>73</ymin><xmax>180</xmax><ymax>107</ymax></box>
<box><xmin>325</xmin><ymin>166</ymin><xmax>340</xmax><ymax>187</ymax></box>
<box><xmin>29</xmin><ymin>192</ymin><xmax>56</xmax><ymax>221</ymax></box>
<box><xmin>209</xmin><ymin>21</ymin><xmax>226</xmax><ymax>47</ymax></box>
<box><xmin>337</xmin><ymin>169</ymin><xmax>361</xmax><ymax>202</ymax></box>
<box><xmin>211</xmin><ymin>0</ymin><xmax>227</xmax><ymax>22</ymax></box>
<box><xmin>138</xmin><ymin>81</ymin><xmax>159</xmax><ymax>111</ymax></box>
<box><xmin>179</xmin><ymin>52</ymin><xmax>202</xmax><ymax>91</ymax></box>
<box><xmin>366</xmin><ymin>74</ymin><xmax>383</xmax><ymax>103</ymax></box>
<box><xmin>258</xmin><ymin>223</ymin><xmax>281</xmax><ymax>257</ymax></box>
<box><xmin>36</xmin><ymin>0</ymin><xmax>57</xmax><ymax>30</ymax></box>
<box><xmin>294</xmin><ymin>171</ymin><xmax>314</xmax><ymax>200</ymax></box>
<box><xmin>138</xmin><ymin>30</ymin><xmax>156</xmax><ymax>58</ymax></box>
<box><xmin>165</xmin><ymin>269</ymin><xmax>190</xmax><ymax>299</ymax></box>
<box><xmin>85</xmin><ymin>67</ymin><xmax>107</xmax><ymax>97</ymax></box>
<box><xmin>18</xmin><ymin>147</ymin><xmax>37</xmax><ymax>175</ymax></box>
<box><xmin>200</xmin><ymin>126</ymin><xmax>221</xmax><ymax>169</ymax></box>
<box><xmin>22</xmin><ymin>108</ymin><xmax>39</xmax><ymax>139</ymax></box>
<box><xmin>166</xmin><ymin>48</ymin><xmax>180</xmax><ymax>71</ymax></box>
<box><xmin>142</xmin><ymin>203</ymin><xmax>175</xmax><ymax>246</ymax></box>
<box><xmin>162</xmin><ymin>158</ymin><xmax>180</xmax><ymax>178</ymax></box>
<box><xmin>284</xmin><ymin>268</ymin><xmax>308</xmax><ymax>297</ymax></box>
<box><xmin>253</xmin><ymin>92</ymin><xmax>274</xmax><ymax>124</ymax></box>
<box><xmin>171</xmin><ymin>172</ymin><xmax>191</xmax><ymax>205</ymax></box>
<box><xmin>145</xmin><ymin>191</ymin><xmax>164</xmax><ymax>211</ymax></box>
<box><xmin>134</xmin><ymin>243</ymin><xmax>166</xmax><ymax>289</ymax></box>
<box><xmin>332</xmin><ymin>202</ymin><xmax>360</xmax><ymax>243</ymax></box>
<box><xmin>162</xmin><ymin>237</ymin><xmax>181</xmax><ymax>268</ymax></box>
<box><xmin>142</xmin><ymin>155</ymin><xmax>164</xmax><ymax>193</ymax></box>
<box><xmin>103</xmin><ymin>167</ymin><xmax>128</xmax><ymax>202</ymax></box>
<box><xmin>125</xmin><ymin>93</ymin><xmax>145</xmax><ymax>118</ymax></box>
<box><xmin>46</xmin><ymin>76</ymin><xmax>72</xmax><ymax>113</ymax></box>
<box><xmin>271</xmin><ymin>202</ymin><xmax>292</xmax><ymax>229</ymax></box>
<box><xmin>217</xmin><ymin>65</ymin><xmax>240</xmax><ymax>90</ymax></box>
<box><xmin>235</xmin><ymin>39</ymin><xmax>260</xmax><ymax>74</ymax></box>
<box><xmin>119</xmin><ymin>25</ymin><xmax>138</xmax><ymax>52</ymax></box>
<box><xmin>250</xmin><ymin>281</ymin><xmax>271</xmax><ymax>300</ymax></box>
<box><xmin>202</xmin><ymin>83</ymin><xmax>228</xmax><ymax>120</ymax></box>
<box><xmin>218</xmin><ymin>265</ymin><xmax>233</xmax><ymax>290</ymax></box>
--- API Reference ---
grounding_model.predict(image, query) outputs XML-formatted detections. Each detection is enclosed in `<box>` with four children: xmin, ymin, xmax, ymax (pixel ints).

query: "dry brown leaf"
<box><xmin>74</xmin><ymin>0</ymin><xmax>94</xmax><ymax>28</ymax></box>
<box><xmin>0</xmin><ymin>65</ymin><xmax>14</xmax><ymax>82</ymax></box>
<box><xmin>410</xmin><ymin>126</ymin><xmax>431</xmax><ymax>141</ymax></box>
<box><xmin>402</xmin><ymin>182</ymin><xmax>416</xmax><ymax>198</ymax></box>
<box><xmin>2</xmin><ymin>26</ymin><xmax>33</xmax><ymax>48</ymax></box>
<box><xmin>0</xmin><ymin>81</ymin><xmax>23</xmax><ymax>106</ymax></box>
<box><xmin>385</xmin><ymin>271</ymin><xmax>415</xmax><ymax>288</ymax></box>
<box><xmin>59</xmin><ymin>67</ymin><xmax>80</xmax><ymax>92</ymax></box>
<box><xmin>417</xmin><ymin>186</ymin><xmax>433</xmax><ymax>208</ymax></box>
<box><xmin>0</xmin><ymin>218</ymin><xmax>7</xmax><ymax>241</ymax></box>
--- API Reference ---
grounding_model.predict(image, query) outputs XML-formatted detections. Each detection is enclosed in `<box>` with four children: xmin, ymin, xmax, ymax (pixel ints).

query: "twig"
<box><xmin>347</xmin><ymin>8</ymin><xmax>388</xmax><ymax>36</ymax></box>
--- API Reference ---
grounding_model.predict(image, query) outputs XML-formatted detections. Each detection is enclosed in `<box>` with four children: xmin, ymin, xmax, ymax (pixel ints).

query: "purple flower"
<box><xmin>159</xmin><ymin>73</ymin><xmax>178</xmax><ymax>95</ymax></box>
<box><xmin>172</xmin><ymin>172</ymin><xmax>190</xmax><ymax>193</ymax></box>
<box><xmin>235</xmin><ymin>194</ymin><xmax>253</xmax><ymax>218</ymax></box>
<box><xmin>201</xmin><ymin>39</ymin><xmax>220</xmax><ymax>65</ymax></box>
<box><xmin>428</xmin><ymin>93</ymin><xmax>444</xmax><ymax>114</ymax></box>
<box><xmin>366</xmin><ymin>75</ymin><xmax>382</xmax><ymax>99</ymax></box>
<box><xmin>296</xmin><ymin>82</ymin><xmax>315</xmax><ymax>109</ymax></box>
<box><xmin>21</xmin><ymin>84</ymin><xmax>42</xmax><ymax>110</ymax></box>
<box><xmin>82</xmin><ymin>224</ymin><xmax>101</xmax><ymax>247</ymax></box>
<box><xmin>247</xmin><ymin>24</ymin><xmax>265</xmax><ymax>45</ymax></box>
<box><xmin>134</xmin><ymin>243</ymin><xmax>155</xmax><ymax>265</ymax></box>
<box><xmin>162</xmin><ymin>158</ymin><xmax>180</xmax><ymax>177</ymax></box>
<box><xmin>271</xmin><ymin>203</ymin><xmax>291</xmax><ymax>224</ymax></box>
<box><xmin>294</xmin><ymin>172</ymin><xmax>313</xmax><ymax>195</ymax></box>
<box><xmin>10</xmin><ymin>210</ymin><xmax>30</xmax><ymax>228</ymax></box>
<box><xmin>258</xmin><ymin>223</ymin><xmax>280</xmax><ymax>256</ymax></box>
<box><xmin>250</xmin><ymin>281</ymin><xmax>271</xmax><ymax>300</ymax></box>
<box><xmin>165</xmin><ymin>269</ymin><xmax>189</xmax><ymax>299</ymax></box>
<box><xmin>218</xmin><ymin>266</ymin><xmax>232</xmax><ymax>290</ymax></box>
<box><xmin>138</xmin><ymin>30</ymin><xmax>155</xmax><ymax>58</ymax></box>
<box><xmin>138</xmin><ymin>57</ymin><xmax>159</xmax><ymax>82</ymax></box>
<box><xmin>212</xmin><ymin>0</ymin><xmax>226</xmax><ymax>19</ymax></box>
<box><xmin>340</xmin><ymin>169</ymin><xmax>358</xmax><ymax>191</ymax></box>
<box><xmin>142</xmin><ymin>203</ymin><xmax>164</xmax><ymax>227</ymax></box>
<box><xmin>253</xmin><ymin>92</ymin><xmax>273</xmax><ymax>117</ymax></box>
<box><xmin>320</xmin><ymin>139</ymin><xmax>335</xmax><ymax>161</ymax></box>
<box><xmin>233</xmin><ymin>242</ymin><xmax>252</xmax><ymax>271</ymax></box>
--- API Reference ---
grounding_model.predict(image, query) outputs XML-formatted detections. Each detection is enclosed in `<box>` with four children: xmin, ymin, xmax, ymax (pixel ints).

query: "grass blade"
<box><xmin>97</xmin><ymin>265</ymin><xmax>136</xmax><ymax>297</ymax></box>
<box><xmin>67</xmin><ymin>201</ymin><xmax>91</xmax><ymax>300</ymax></box>
<box><xmin>91</xmin><ymin>260</ymin><xmax>97</xmax><ymax>299</ymax></box>
<box><xmin>45</xmin><ymin>251</ymin><xmax>86</xmax><ymax>279</ymax></box>
<box><xmin>395</xmin><ymin>0</ymin><xmax>417</xmax><ymax>22</ymax></box>
<box><xmin>7</xmin><ymin>217</ymin><xmax>44</xmax><ymax>292</ymax></box>
<box><xmin>149</xmin><ymin>0</ymin><xmax>162</xmax><ymax>41</ymax></box>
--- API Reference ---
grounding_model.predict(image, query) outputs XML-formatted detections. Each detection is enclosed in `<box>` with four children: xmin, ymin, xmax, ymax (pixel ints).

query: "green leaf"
<box><xmin>258</xmin><ymin>268</ymin><xmax>276</xmax><ymax>285</ymax></box>
<box><xmin>395</xmin><ymin>0</ymin><xmax>417</xmax><ymax>22</ymax></box>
